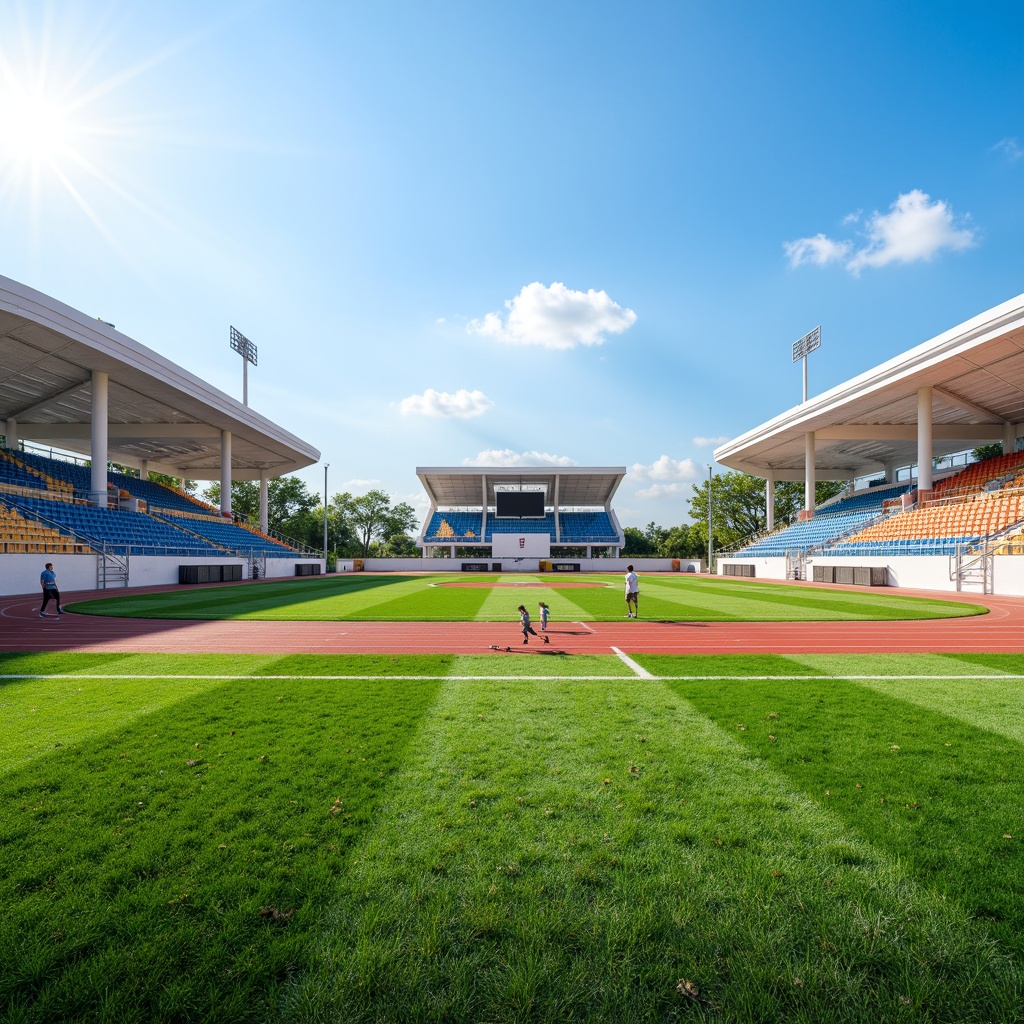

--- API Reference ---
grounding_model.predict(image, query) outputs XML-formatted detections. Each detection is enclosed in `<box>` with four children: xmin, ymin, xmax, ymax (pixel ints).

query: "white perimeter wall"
<box><xmin>718</xmin><ymin>554</ymin><xmax>1024</xmax><ymax>596</ymax></box>
<box><xmin>0</xmin><ymin>554</ymin><xmax>325</xmax><ymax>597</ymax></box>
<box><xmin>359</xmin><ymin>557</ymin><xmax>703</xmax><ymax>573</ymax></box>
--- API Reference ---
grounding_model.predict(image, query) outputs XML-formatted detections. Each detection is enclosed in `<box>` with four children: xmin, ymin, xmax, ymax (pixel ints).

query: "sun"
<box><xmin>1</xmin><ymin>87</ymin><xmax>77</xmax><ymax>169</ymax></box>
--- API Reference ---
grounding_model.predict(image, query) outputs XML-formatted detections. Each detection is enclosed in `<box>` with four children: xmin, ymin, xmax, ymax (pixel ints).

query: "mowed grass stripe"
<box><xmin>67</xmin><ymin>573</ymin><xmax>985</xmax><ymax>622</ymax></box>
<box><xmin>284</xmin><ymin>675</ymin><xmax>1017</xmax><ymax>1023</ymax></box>
<box><xmin>0</xmin><ymin>670</ymin><xmax>445</xmax><ymax>1024</ymax></box>
<box><xmin>665</xmin><ymin>665</ymin><xmax>1024</xmax><ymax>955</ymax></box>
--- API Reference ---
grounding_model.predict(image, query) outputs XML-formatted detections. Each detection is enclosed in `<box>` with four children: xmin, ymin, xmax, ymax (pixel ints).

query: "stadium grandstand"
<box><xmin>0</xmin><ymin>275</ymin><xmax>323</xmax><ymax>596</ymax></box>
<box><xmin>714</xmin><ymin>292</ymin><xmax>1024</xmax><ymax>595</ymax></box>
<box><xmin>416</xmin><ymin>466</ymin><xmax>626</xmax><ymax>561</ymax></box>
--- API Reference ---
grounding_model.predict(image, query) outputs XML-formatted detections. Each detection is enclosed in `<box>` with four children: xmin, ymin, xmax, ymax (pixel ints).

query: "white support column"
<box><xmin>1004</xmin><ymin>422</ymin><xmax>1017</xmax><ymax>455</ymax></box>
<box><xmin>917</xmin><ymin>387</ymin><xmax>933</xmax><ymax>492</ymax></box>
<box><xmin>139</xmin><ymin>459</ymin><xmax>149</xmax><ymax>481</ymax></box>
<box><xmin>804</xmin><ymin>432</ymin><xmax>815</xmax><ymax>513</ymax></box>
<box><xmin>765</xmin><ymin>473</ymin><xmax>775</xmax><ymax>531</ymax></box>
<box><xmin>220</xmin><ymin>430</ymin><xmax>232</xmax><ymax>516</ymax></box>
<box><xmin>4</xmin><ymin>417</ymin><xmax>17</xmax><ymax>450</ymax></box>
<box><xmin>90</xmin><ymin>371</ymin><xmax>109</xmax><ymax>506</ymax></box>
<box><xmin>481</xmin><ymin>475</ymin><xmax>487</xmax><ymax>543</ymax></box>
<box><xmin>554</xmin><ymin>474</ymin><xmax>561</xmax><ymax>543</ymax></box>
<box><xmin>882</xmin><ymin>460</ymin><xmax>896</xmax><ymax>484</ymax></box>
<box><xmin>259</xmin><ymin>472</ymin><xmax>269</xmax><ymax>533</ymax></box>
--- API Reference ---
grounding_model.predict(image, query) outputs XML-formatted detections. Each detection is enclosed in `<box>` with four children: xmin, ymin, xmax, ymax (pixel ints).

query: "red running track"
<box><xmin>3</xmin><ymin>578</ymin><xmax>1024</xmax><ymax>655</ymax></box>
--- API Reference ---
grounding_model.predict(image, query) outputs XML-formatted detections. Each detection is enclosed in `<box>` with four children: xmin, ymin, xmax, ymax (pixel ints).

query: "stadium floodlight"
<box><xmin>230</xmin><ymin>326</ymin><xmax>258</xmax><ymax>406</ymax></box>
<box><xmin>791</xmin><ymin>325</ymin><xmax>821</xmax><ymax>403</ymax></box>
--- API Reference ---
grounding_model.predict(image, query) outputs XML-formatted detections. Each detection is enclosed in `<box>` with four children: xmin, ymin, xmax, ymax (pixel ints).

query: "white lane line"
<box><xmin>610</xmin><ymin>647</ymin><xmax>654</xmax><ymax>679</ymax></box>
<box><xmin>576</xmin><ymin>621</ymin><xmax>595</xmax><ymax>633</ymax></box>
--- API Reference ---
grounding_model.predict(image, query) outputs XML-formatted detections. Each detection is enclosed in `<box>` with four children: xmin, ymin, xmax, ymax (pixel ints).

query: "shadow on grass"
<box><xmin>0</xmin><ymin>669</ymin><xmax>442</xmax><ymax>1023</ymax></box>
<box><xmin>669</xmin><ymin>667</ymin><xmax>1024</xmax><ymax>952</ymax></box>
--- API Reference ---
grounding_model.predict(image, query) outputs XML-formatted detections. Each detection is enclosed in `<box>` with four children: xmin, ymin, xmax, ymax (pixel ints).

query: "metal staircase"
<box><xmin>98</xmin><ymin>550</ymin><xmax>129</xmax><ymax>588</ymax></box>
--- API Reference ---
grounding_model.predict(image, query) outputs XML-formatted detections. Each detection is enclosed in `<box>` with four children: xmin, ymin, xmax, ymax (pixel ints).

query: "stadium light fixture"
<box><xmin>791</xmin><ymin>325</ymin><xmax>821</xmax><ymax>403</ymax></box>
<box><xmin>229</xmin><ymin>326</ymin><xmax>258</xmax><ymax>406</ymax></box>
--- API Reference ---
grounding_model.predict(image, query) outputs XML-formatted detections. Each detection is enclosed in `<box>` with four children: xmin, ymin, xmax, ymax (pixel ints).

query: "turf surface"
<box><xmin>2</xmin><ymin>651</ymin><xmax>1022</xmax><ymax>1023</ymax></box>
<box><xmin>66</xmin><ymin>573</ymin><xmax>985</xmax><ymax>622</ymax></box>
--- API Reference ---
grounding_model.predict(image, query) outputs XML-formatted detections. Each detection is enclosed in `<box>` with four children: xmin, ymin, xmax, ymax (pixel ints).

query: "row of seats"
<box><xmin>422</xmin><ymin>510</ymin><xmax>619</xmax><ymax>544</ymax></box>
<box><xmin>931</xmin><ymin>451</ymin><xmax>1024</xmax><ymax>498</ymax></box>
<box><xmin>0</xmin><ymin>500</ymin><xmax>91</xmax><ymax>554</ymax></box>
<box><xmin>156</xmin><ymin>512</ymin><xmax>300</xmax><ymax>557</ymax></box>
<box><xmin>843</xmin><ymin>491</ymin><xmax>1024</xmax><ymax>544</ymax></box>
<box><xmin>0</xmin><ymin>450</ymin><xmax>74</xmax><ymax>495</ymax></box>
<box><xmin>13</xmin><ymin>496</ymin><xmax>226</xmax><ymax>556</ymax></box>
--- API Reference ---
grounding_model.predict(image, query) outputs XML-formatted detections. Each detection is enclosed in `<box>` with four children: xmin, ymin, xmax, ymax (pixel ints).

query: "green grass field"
<box><xmin>3</xmin><ymin>650</ymin><xmax>1022</xmax><ymax>1023</ymax></box>
<box><xmin>66</xmin><ymin>573</ymin><xmax>985</xmax><ymax>622</ymax></box>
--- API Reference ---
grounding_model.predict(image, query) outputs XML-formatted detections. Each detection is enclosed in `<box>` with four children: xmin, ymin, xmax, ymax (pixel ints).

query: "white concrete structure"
<box><xmin>0</xmin><ymin>275</ymin><xmax>319</xmax><ymax>526</ymax></box>
<box><xmin>0</xmin><ymin>275</ymin><xmax>322</xmax><ymax>594</ymax></box>
<box><xmin>416</xmin><ymin>466</ymin><xmax>627</xmax><ymax>559</ymax></box>
<box><xmin>715</xmin><ymin>294</ymin><xmax>1024</xmax><ymax>595</ymax></box>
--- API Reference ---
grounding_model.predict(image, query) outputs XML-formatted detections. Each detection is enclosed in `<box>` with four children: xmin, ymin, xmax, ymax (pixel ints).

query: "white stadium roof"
<box><xmin>417</xmin><ymin>466</ymin><xmax>626</xmax><ymax>508</ymax></box>
<box><xmin>0</xmin><ymin>276</ymin><xmax>319</xmax><ymax>480</ymax></box>
<box><xmin>715</xmin><ymin>294</ymin><xmax>1024</xmax><ymax>481</ymax></box>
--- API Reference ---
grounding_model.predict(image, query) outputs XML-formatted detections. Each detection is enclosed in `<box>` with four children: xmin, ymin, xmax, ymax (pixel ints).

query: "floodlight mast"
<box><xmin>230</xmin><ymin>326</ymin><xmax>258</xmax><ymax>406</ymax></box>
<box><xmin>791</xmin><ymin>325</ymin><xmax>821</xmax><ymax>403</ymax></box>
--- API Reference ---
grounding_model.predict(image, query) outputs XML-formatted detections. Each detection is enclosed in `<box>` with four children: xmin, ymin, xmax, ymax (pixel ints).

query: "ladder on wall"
<box><xmin>952</xmin><ymin>540</ymin><xmax>991</xmax><ymax>594</ymax></box>
<box><xmin>98</xmin><ymin>550</ymin><xmax>129</xmax><ymax>588</ymax></box>
<box><xmin>785</xmin><ymin>550</ymin><xmax>807</xmax><ymax>581</ymax></box>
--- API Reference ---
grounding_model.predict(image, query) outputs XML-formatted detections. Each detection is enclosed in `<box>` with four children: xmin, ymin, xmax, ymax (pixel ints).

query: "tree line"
<box><xmin>622</xmin><ymin>471</ymin><xmax>845</xmax><ymax>557</ymax></box>
<box><xmin>144</xmin><ymin>466</ymin><xmax>850</xmax><ymax>561</ymax></box>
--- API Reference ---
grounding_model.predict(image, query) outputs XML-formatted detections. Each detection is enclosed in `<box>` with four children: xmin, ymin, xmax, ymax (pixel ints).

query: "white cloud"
<box><xmin>784</xmin><ymin>233</ymin><xmax>853</xmax><ymax>268</ymax></box>
<box><xmin>463</xmin><ymin>449</ymin><xmax>578</xmax><ymax>468</ymax></box>
<box><xmin>630</xmin><ymin>455</ymin><xmax>699</xmax><ymax>482</ymax></box>
<box><xmin>399</xmin><ymin>388</ymin><xmax>493</xmax><ymax>418</ymax></box>
<box><xmin>344</xmin><ymin>478</ymin><xmax>380</xmax><ymax>489</ymax></box>
<box><xmin>466</xmin><ymin>281</ymin><xmax>636</xmax><ymax>350</ymax></box>
<box><xmin>992</xmin><ymin>137</ymin><xmax>1022</xmax><ymax>161</ymax></box>
<box><xmin>847</xmin><ymin>190</ymin><xmax>975</xmax><ymax>272</ymax></box>
<box><xmin>785</xmin><ymin>190</ymin><xmax>976</xmax><ymax>274</ymax></box>
<box><xmin>693</xmin><ymin>435</ymin><xmax>729</xmax><ymax>447</ymax></box>
<box><xmin>636</xmin><ymin>482</ymin><xmax>686</xmax><ymax>499</ymax></box>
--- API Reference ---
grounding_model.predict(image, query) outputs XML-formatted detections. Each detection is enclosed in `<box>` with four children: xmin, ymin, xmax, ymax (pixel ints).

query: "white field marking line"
<box><xmin>0</xmin><ymin>673</ymin><xmax>638</xmax><ymax>681</ymax></box>
<box><xmin>2</xmin><ymin>672</ymin><xmax>1024</xmax><ymax>682</ymax></box>
<box><xmin>576</xmin><ymin>621</ymin><xmax>595</xmax><ymax>633</ymax></box>
<box><xmin>610</xmin><ymin>648</ymin><xmax>654</xmax><ymax>679</ymax></box>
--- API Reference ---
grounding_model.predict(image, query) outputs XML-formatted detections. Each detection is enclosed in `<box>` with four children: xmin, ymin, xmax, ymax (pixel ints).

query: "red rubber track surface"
<box><xmin>3</xmin><ymin>577</ymin><xmax>1024</xmax><ymax>655</ymax></box>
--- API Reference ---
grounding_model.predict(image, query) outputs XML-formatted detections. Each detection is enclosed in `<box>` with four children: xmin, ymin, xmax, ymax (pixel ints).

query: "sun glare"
<box><xmin>1</xmin><ymin>89</ymin><xmax>76</xmax><ymax>167</ymax></box>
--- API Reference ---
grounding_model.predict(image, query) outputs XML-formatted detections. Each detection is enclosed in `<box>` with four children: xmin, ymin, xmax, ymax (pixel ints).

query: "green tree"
<box><xmin>972</xmin><ymin>443</ymin><xmax>1004</xmax><ymax>462</ymax></box>
<box><xmin>348</xmin><ymin>489</ymin><xmax>418</xmax><ymax>558</ymax></box>
<box><xmin>203</xmin><ymin>476</ymin><xmax>320</xmax><ymax>545</ymax></box>
<box><xmin>622</xmin><ymin>525</ymin><xmax>658</xmax><ymax>556</ymax></box>
<box><xmin>688</xmin><ymin>471</ymin><xmax>846</xmax><ymax>549</ymax></box>
<box><xmin>147</xmin><ymin>471</ymin><xmax>198</xmax><ymax>495</ymax></box>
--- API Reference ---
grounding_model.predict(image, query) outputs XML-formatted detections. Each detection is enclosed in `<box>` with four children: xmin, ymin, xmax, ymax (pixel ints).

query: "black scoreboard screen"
<box><xmin>495</xmin><ymin>491</ymin><xmax>545</xmax><ymax>518</ymax></box>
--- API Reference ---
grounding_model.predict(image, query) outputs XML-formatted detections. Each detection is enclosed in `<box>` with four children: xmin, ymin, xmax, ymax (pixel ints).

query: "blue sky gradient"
<box><xmin>1</xmin><ymin>0</ymin><xmax>1021</xmax><ymax>526</ymax></box>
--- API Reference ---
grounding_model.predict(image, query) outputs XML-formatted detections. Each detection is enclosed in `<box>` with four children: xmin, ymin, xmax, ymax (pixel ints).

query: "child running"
<box><xmin>538</xmin><ymin>601</ymin><xmax>550</xmax><ymax>631</ymax></box>
<box><xmin>518</xmin><ymin>604</ymin><xmax>539</xmax><ymax>644</ymax></box>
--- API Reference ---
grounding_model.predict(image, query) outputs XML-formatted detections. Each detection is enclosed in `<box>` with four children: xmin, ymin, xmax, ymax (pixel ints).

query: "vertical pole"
<box><xmin>765</xmin><ymin>473</ymin><xmax>775</xmax><ymax>532</ymax></box>
<box><xmin>90</xmin><ymin>371</ymin><xmax>109</xmax><ymax>506</ymax></box>
<box><xmin>259</xmin><ymin>472</ymin><xmax>269</xmax><ymax>534</ymax></box>
<box><xmin>323</xmin><ymin>464</ymin><xmax>329</xmax><ymax>561</ymax></box>
<box><xmin>917</xmin><ymin>387</ymin><xmax>933</xmax><ymax>492</ymax></box>
<box><xmin>803</xmin><ymin>355</ymin><xmax>808</xmax><ymax>403</ymax></box>
<box><xmin>220</xmin><ymin>430</ymin><xmax>232</xmax><ymax>516</ymax></box>
<box><xmin>804</xmin><ymin>432</ymin><xmax>816</xmax><ymax>513</ymax></box>
<box><xmin>242</xmin><ymin>357</ymin><xmax>248</xmax><ymax>407</ymax></box>
<box><xmin>707</xmin><ymin>464</ymin><xmax>713</xmax><ymax>574</ymax></box>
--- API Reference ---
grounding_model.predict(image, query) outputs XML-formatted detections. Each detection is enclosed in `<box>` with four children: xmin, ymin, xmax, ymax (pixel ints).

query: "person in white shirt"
<box><xmin>624</xmin><ymin>565</ymin><xmax>639</xmax><ymax>618</ymax></box>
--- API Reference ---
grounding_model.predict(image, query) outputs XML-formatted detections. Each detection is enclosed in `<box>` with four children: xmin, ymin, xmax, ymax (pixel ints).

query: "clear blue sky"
<box><xmin>1</xmin><ymin>0</ymin><xmax>1021</xmax><ymax>528</ymax></box>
